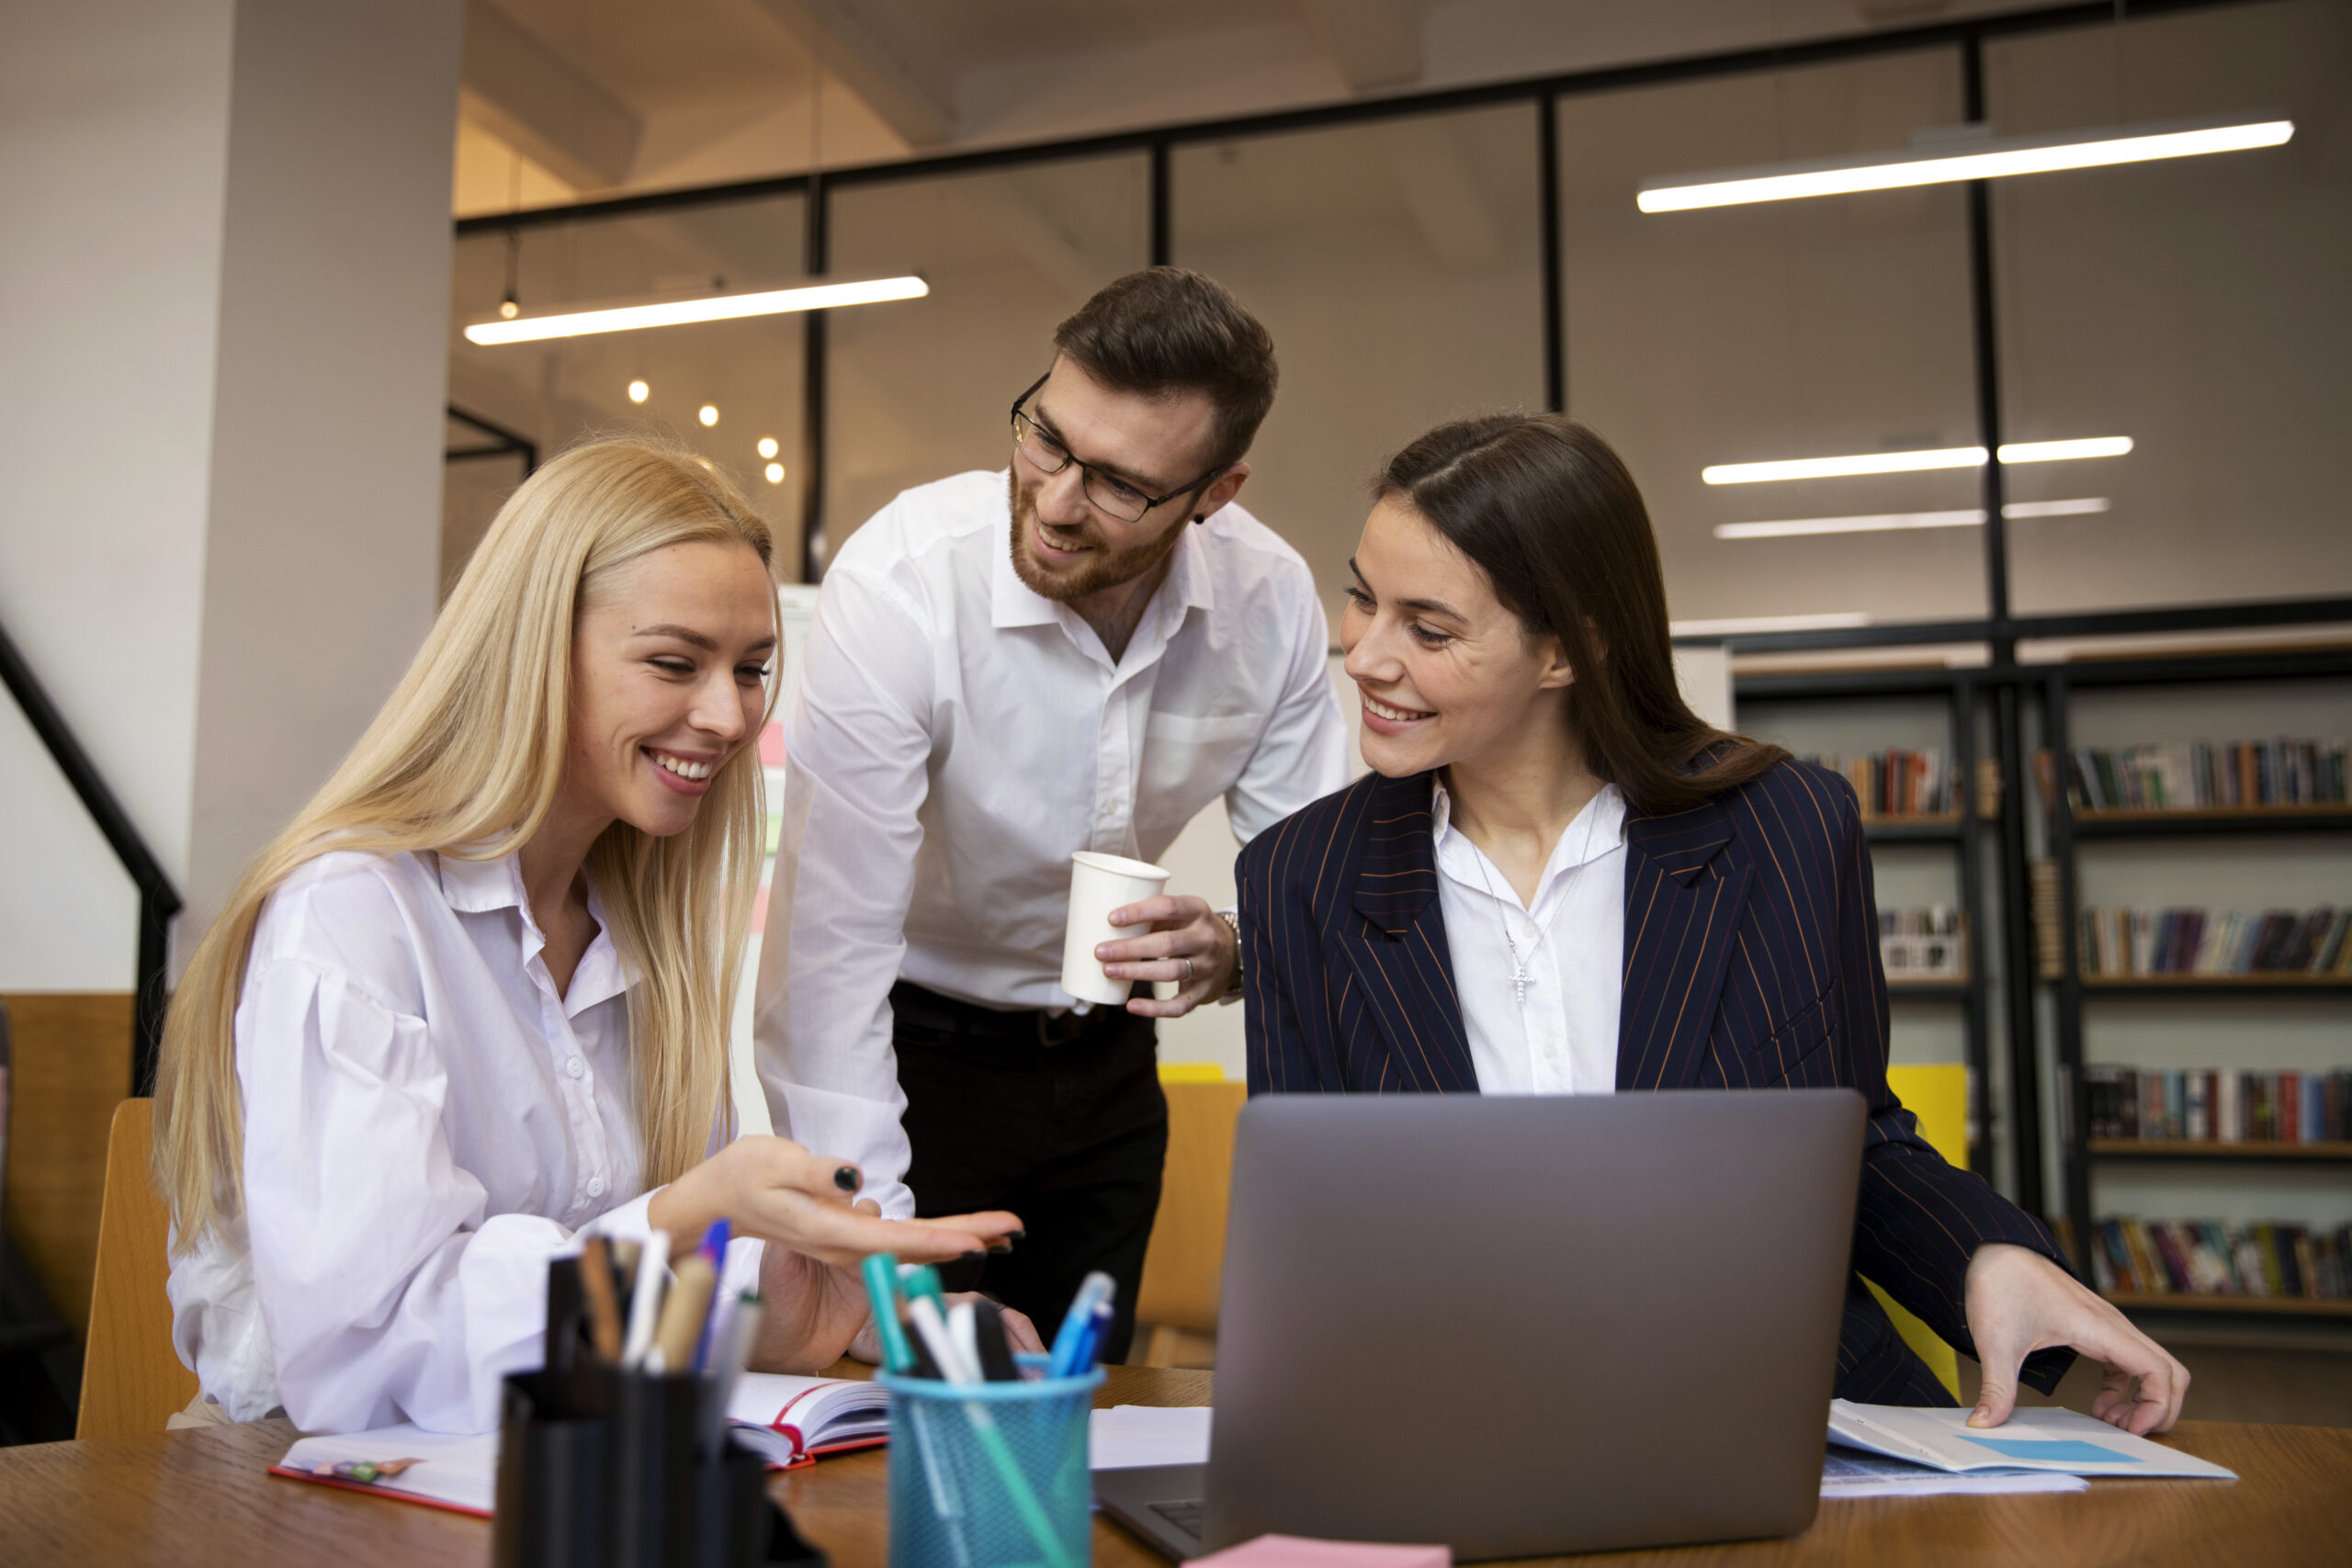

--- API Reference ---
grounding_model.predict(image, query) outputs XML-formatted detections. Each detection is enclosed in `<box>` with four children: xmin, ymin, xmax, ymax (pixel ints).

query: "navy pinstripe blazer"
<box><xmin>1238</xmin><ymin>758</ymin><xmax>2075</xmax><ymax>1404</ymax></box>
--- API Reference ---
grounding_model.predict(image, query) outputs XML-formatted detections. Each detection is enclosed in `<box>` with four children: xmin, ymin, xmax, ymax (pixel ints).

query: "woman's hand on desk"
<box><xmin>1966</xmin><ymin>1241</ymin><xmax>2189</xmax><ymax>1436</ymax></box>
<box><xmin>649</xmin><ymin>1134</ymin><xmax>1024</xmax><ymax>1266</ymax></box>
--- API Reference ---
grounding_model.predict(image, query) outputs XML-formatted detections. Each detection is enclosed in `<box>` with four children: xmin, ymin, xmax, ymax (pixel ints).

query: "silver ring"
<box><xmin>1182</xmin><ymin>957</ymin><xmax>1195</xmax><ymax>982</ymax></box>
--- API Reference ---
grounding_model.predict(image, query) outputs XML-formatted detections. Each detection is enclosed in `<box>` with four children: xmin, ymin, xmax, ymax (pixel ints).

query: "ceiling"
<box><xmin>452</xmin><ymin>0</ymin><xmax>2066</xmax><ymax>217</ymax></box>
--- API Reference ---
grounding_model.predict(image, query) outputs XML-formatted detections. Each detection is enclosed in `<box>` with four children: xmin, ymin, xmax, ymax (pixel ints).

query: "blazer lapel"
<box><xmin>1337</xmin><ymin>772</ymin><xmax>1476</xmax><ymax>1093</ymax></box>
<box><xmin>1617</xmin><ymin>794</ymin><xmax>1754</xmax><ymax>1089</ymax></box>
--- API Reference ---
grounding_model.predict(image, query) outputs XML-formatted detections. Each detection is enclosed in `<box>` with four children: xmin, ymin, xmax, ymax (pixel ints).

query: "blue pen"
<box><xmin>1079</xmin><ymin>1297</ymin><xmax>1115</xmax><ymax>1372</ymax></box>
<box><xmin>1048</xmin><ymin>1272</ymin><xmax>1116</xmax><ymax>1378</ymax></box>
<box><xmin>692</xmin><ymin>1220</ymin><xmax>732</xmax><ymax>1370</ymax></box>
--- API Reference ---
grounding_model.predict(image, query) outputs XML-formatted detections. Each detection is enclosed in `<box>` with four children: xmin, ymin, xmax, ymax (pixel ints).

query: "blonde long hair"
<box><xmin>155</xmin><ymin>437</ymin><xmax>778</xmax><ymax>1250</ymax></box>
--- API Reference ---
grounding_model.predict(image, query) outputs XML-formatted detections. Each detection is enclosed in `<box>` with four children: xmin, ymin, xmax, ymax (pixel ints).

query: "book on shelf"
<box><xmin>2075</xmin><ymin>905</ymin><xmax>2352</xmax><ymax>977</ymax></box>
<box><xmin>1879</xmin><ymin>907</ymin><xmax>1966</xmax><ymax>981</ymax></box>
<box><xmin>2030</xmin><ymin>859</ymin><xmax>2064</xmax><ymax>980</ymax></box>
<box><xmin>2089</xmin><ymin>1217</ymin><xmax>2352</xmax><ymax>1302</ymax></box>
<box><xmin>2052</xmin><ymin>736</ymin><xmax>2348</xmax><ymax>813</ymax></box>
<box><xmin>1800</xmin><ymin>749</ymin><xmax>1957</xmax><ymax>819</ymax></box>
<box><xmin>2083</xmin><ymin>1065</ymin><xmax>2352</xmax><ymax>1144</ymax></box>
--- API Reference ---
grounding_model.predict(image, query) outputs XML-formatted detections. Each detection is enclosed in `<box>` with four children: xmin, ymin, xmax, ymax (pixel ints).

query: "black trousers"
<box><xmin>892</xmin><ymin>981</ymin><xmax>1168</xmax><ymax>1365</ymax></box>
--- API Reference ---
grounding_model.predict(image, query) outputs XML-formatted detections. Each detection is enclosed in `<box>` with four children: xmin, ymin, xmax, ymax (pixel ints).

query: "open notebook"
<box><xmin>271</xmin><ymin>1371</ymin><xmax>891</xmax><ymax>1514</ymax></box>
<box><xmin>1828</xmin><ymin>1402</ymin><xmax>2236</xmax><ymax>1480</ymax></box>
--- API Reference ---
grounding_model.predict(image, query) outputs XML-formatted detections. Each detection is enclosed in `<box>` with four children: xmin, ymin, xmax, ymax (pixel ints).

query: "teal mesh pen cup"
<box><xmin>878</xmin><ymin>1359</ymin><xmax>1103</xmax><ymax>1568</ymax></box>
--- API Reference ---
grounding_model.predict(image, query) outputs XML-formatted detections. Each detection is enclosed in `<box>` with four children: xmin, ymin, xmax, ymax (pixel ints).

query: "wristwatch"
<box><xmin>1216</xmin><ymin>909</ymin><xmax>1243</xmax><ymax>998</ymax></box>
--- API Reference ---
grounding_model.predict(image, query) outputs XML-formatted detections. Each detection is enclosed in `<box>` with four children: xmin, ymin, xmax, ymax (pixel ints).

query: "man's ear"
<box><xmin>1191</xmin><ymin>461</ymin><xmax>1250</xmax><ymax>522</ymax></box>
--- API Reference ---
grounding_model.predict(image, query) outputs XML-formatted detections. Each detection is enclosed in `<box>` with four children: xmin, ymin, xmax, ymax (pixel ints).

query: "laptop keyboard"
<box><xmin>1148</xmin><ymin>1499</ymin><xmax>1205</xmax><ymax>1540</ymax></box>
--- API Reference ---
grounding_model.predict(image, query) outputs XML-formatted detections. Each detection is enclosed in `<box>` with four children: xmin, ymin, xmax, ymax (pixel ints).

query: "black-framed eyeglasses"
<box><xmin>1010</xmin><ymin>373</ymin><xmax>1227</xmax><ymax>525</ymax></box>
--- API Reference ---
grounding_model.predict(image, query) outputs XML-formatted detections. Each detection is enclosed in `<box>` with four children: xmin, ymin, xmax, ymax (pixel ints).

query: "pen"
<box><xmin>1048</xmin><ymin>1272</ymin><xmax>1115</xmax><ymax>1378</ymax></box>
<box><xmin>861</xmin><ymin>1253</ymin><xmax>916</xmax><ymax>1374</ymax></box>
<box><xmin>948</xmin><ymin>1300</ymin><xmax>981</xmax><ymax>1382</ymax></box>
<box><xmin>691</xmin><ymin>1221</ymin><xmax>730</xmax><ymax>1371</ymax></box>
<box><xmin>621</xmin><ymin>1229</ymin><xmax>671</xmax><ymax>1368</ymax></box>
<box><xmin>650</xmin><ymin>1254</ymin><xmax>717</xmax><ymax>1374</ymax></box>
<box><xmin>578</xmin><ymin>1235</ymin><xmax>624</xmax><ymax>1361</ymax></box>
<box><xmin>907</xmin><ymin>1295</ymin><xmax>978</xmax><ymax>1385</ymax></box>
<box><xmin>703</xmin><ymin>1291</ymin><xmax>761</xmax><ymax>1450</ymax></box>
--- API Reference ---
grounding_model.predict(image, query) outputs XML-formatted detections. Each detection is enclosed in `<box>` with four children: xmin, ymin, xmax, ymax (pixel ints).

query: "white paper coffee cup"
<box><xmin>1061</xmin><ymin>851</ymin><xmax>1174</xmax><ymax>1007</ymax></box>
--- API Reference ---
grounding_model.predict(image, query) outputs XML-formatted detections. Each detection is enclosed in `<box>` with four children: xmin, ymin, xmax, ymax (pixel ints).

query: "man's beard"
<box><xmin>1006</xmin><ymin>468</ymin><xmax>1185</xmax><ymax>604</ymax></box>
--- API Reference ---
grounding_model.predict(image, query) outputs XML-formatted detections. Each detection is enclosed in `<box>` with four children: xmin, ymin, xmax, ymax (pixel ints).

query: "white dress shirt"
<box><xmin>166</xmin><ymin>848</ymin><xmax>761</xmax><ymax>1434</ymax></box>
<box><xmin>757</xmin><ymin>469</ymin><xmax>1350</xmax><ymax>1217</ymax></box>
<box><xmin>1430</xmin><ymin>779</ymin><xmax>1628</xmax><ymax>1096</ymax></box>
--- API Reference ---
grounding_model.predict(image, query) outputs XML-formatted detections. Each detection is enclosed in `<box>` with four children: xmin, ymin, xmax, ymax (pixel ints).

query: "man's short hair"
<box><xmin>1051</xmin><ymin>267</ymin><xmax>1278</xmax><ymax>473</ymax></box>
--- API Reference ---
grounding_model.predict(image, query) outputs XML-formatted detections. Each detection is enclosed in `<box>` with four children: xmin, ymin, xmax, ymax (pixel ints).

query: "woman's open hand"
<box><xmin>649</xmin><ymin>1134</ymin><xmax>1022</xmax><ymax>1268</ymax></box>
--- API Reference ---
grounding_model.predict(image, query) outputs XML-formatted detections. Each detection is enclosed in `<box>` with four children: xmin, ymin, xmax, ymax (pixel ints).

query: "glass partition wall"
<box><xmin>447</xmin><ymin>194</ymin><xmax>810</xmax><ymax>589</ymax></box>
<box><xmin>445</xmin><ymin>2</ymin><xmax>2345</xmax><ymax>632</ymax></box>
<box><xmin>1172</xmin><ymin>107</ymin><xmax>1545</xmax><ymax>632</ymax></box>
<box><xmin>1989</xmin><ymin>0</ymin><xmax>2352</xmax><ymax>615</ymax></box>
<box><xmin>823</xmin><ymin>155</ymin><xmax>1150</xmax><ymax>560</ymax></box>
<box><xmin>1559</xmin><ymin>50</ymin><xmax>1988</xmax><ymax>634</ymax></box>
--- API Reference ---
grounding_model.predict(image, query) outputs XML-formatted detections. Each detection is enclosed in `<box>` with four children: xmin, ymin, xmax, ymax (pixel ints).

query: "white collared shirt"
<box><xmin>166</xmin><ymin>848</ymin><xmax>760</xmax><ymax>1434</ymax></box>
<box><xmin>757</xmin><ymin>470</ymin><xmax>1350</xmax><ymax>1216</ymax></box>
<box><xmin>1430</xmin><ymin>779</ymin><xmax>1628</xmax><ymax>1096</ymax></box>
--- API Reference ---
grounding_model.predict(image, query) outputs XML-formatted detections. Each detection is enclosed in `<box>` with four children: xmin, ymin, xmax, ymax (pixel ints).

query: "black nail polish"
<box><xmin>961</xmin><ymin>1250</ymin><xmax>988</xmax><ymax>1264</ymax></box>
<box><xmin>986</xmin><ymin>1240</ymin><xmax>1013</xmax><ymax>1254</ymax></box>
<box><xmin>833</xmin><ymin>1166</ymin><xmax>861</xmax><ymax>1192</ymax></box>
<box><xmin>1006</xmin><ymin>1229</ymin><xmax>1026</xmax><ymax>1242</ymax></box>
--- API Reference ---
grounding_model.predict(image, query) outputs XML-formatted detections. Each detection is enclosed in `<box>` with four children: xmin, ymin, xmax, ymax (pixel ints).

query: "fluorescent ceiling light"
<box><xmin>1669</xmin><ymin>612</ymin><xmax>1871</xmax><ymax>637</ymax></box>
<box><xmin>1704</xmin><ymin>438</ymin><xmax>2131</xmax><ymax>485</ymax></box>
<box><xmin>1715</xmin><ymin>499</ymin><xmax>2111</xmax><ymax>539</ymax></box>
<box><xmin>1639</xmin><ymin>113</ymin><xmax>2292</xmax><ymax>213</ymax></box>
<box><xmin>1995</xmin><ymin>436</ymin><xmax>2132</xmax><ymax>463</ymax></box>
<box><xmin>2002</xmin><ymin>497</ymin><xmax>2111</xmax><ymax>519</ymax></box>
<box><xmin>1703</xmin><ymin>447</ymin><xmax>1984</xmax><ymax>484</ymax></box>
<box><xmin>465</xmin><ymin>275</ymin><xmax>930</xmax><ymax>345</ymax></box>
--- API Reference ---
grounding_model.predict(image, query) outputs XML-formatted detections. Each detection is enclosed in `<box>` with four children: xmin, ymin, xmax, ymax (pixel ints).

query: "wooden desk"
<box><xmin>1</xmin><ymin>1366</ymin><xmax>2344</xmax><ymax>1567</ymax></box>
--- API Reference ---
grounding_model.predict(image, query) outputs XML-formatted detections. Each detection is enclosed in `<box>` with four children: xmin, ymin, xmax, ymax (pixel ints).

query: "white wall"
<box><xmin>0</xmin><ymin>0</ymin><xmax>463</xmax><ymax>989</ymax></box>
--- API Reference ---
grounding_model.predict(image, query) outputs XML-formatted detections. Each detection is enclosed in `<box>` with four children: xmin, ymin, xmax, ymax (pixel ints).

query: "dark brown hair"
<box><xmin>1053</xmin><ymin>267</ymin><xmax>1277</xmax><ymax>471</ymax></box>
<box><xmin>1376</xmin><ymin>413</ymin><xmax>1787</xmax><ymax>815</ymax></box>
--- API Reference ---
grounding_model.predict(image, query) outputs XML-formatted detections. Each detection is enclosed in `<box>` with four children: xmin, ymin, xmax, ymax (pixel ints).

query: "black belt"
<box><xmin>890</xmin><ymin>979</ymin><xmax>1136</xmax><ymax>1049</ymax></box>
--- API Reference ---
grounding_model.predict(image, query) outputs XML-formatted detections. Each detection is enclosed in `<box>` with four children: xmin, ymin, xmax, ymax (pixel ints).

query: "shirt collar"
<box><xmin>988</xmin><ymin>470</ymin><xmax>1221</xmax><ymax>637</ymax></box>
<box><xmin>435</xmin><ymin>847</ymin><xmax>527</xmax><ymax>913</ymax></box>
<box><xmin>435</xmin><ymin>848</ymin><xmax>632</xmax><ymax>1013</ymax></box>
<box><xmin>1430</xmin><ymin>778</ymin><xmax>1627</xmax><ymax>909</ymax></box>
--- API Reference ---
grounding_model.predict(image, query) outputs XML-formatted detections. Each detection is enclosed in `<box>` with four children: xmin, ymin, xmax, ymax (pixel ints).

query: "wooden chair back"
<box><xmin>76</xmin><ymin>1099</ymin><xmax>197</xmax><ymax>1438</ymax></box>
<box><xmin>1134</xmin><ymin>1078</ymin><xmax>1247</xmax><ymax>1349</ymax></box>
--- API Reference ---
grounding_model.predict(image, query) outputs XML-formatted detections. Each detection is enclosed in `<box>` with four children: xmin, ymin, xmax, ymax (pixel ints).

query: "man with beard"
<box><xmin>756</xmin><ymin>268</ymin><xmax>1349</xmax><ymax>1359</ymax></box>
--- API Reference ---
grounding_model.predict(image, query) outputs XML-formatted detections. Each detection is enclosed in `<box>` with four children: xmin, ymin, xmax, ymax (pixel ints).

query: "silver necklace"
<box><xmin>1466</xmin><ymin>845</ymin><xmax>1532</xmax><ymax>1007</ymax></box>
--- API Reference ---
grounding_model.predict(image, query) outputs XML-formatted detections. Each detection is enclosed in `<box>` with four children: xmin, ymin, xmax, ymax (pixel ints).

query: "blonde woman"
<box><xmin>157</xmin><ymin>439</ymin><xmax>1024</xmax><ymax>1436</ymax></box>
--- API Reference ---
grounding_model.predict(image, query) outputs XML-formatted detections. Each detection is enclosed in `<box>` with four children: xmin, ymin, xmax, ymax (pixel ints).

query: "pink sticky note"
<box><xmin>1195</xmin><ymin>1537</ymin><xmax>1449</xmax><ymax>1568</ymax></box>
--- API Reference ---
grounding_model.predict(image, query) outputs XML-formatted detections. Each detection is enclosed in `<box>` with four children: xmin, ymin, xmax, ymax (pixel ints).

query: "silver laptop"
<box><xmin>1097</xmin><ymin>1090</ymin><xmax>1864</xmax><ymax>1560</ymax></box>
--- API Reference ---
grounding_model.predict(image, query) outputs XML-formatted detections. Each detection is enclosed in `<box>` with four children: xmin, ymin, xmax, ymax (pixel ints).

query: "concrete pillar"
<box><xmin>0</xmin><ymin>0</ymin><xmax>463</xmax><ymax>990</ymax></box>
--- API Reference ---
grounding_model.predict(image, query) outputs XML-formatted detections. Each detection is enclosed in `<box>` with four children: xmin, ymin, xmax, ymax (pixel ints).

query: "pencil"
<box><xmin>651</xmin><ymin>1254</ymin><xmax>718</xmax><ymax>1374</ymax></box>
<box><xmin>578</xmin><ymin>1236</ymin><xmax>623</xmax><ymax>1361</ymax></box>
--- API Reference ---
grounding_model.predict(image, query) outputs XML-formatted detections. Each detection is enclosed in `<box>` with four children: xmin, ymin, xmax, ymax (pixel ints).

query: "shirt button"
<box><xmin>566</xmin><ymin>1057</ymin><xmax>585</xmax><ymax>1079</ymax></box>
<box><xmin>586</xmin><ymin>1174</ymin><xmax>606</xmax><ymax>1198</ymax></box>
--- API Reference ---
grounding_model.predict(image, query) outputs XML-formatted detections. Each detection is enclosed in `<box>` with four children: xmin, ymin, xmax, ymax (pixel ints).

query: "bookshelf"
<box><xmin>2041</xmin><ymin>648</ymin><xmax>2352</xmax><ymax>1328</ymax></box>
<box><xmin>2089</xmin><ymin>1141</ymin><xmax>2352</xmax><ymax>1163</ymax></box>
<box><xmin>1734</xmin><ymin>668</ymin><xmax>2000</xmax><ymax>1178</ymax></box>
<box><xmin>2101</xmin><ymin>1294</ymin><xmax>2352</xmax><ymax>1320</ymax></box>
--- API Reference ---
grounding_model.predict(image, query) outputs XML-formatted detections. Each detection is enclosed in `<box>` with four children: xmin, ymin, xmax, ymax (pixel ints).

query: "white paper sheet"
<box><xmin>1821</xmin><ymin>1445</ymin><xmax>2089</xmax><ymax>1498</ymax></box>
<box><xmin>1829</xmin><ymin>1402</ymin><xmax>2236</xmax><ymax>1481</ymax></box>
<box><xmin>277</xmin><ymin>1425</ymin><xmax>499</xmax><ymax>1514</ymax></box>
<box><xmin>1090</xmin><ymin>1404</ymin><xmax>1214</xmax><ymax>1470</ymax></box>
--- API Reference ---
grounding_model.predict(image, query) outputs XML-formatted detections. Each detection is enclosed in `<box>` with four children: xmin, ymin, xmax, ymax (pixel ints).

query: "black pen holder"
<box><xmin>493</xmin><ymin>1338</ymin><xmax>826</xmax><ymax>1568</ymax></box>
